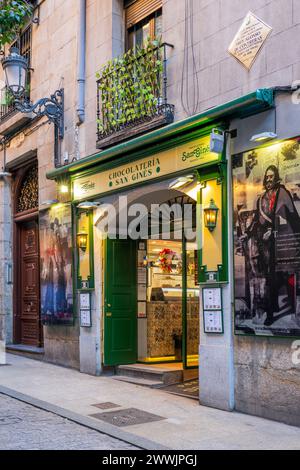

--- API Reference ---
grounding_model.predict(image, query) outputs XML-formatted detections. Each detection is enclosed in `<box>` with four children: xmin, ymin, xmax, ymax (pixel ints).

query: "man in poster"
<box><xmin>238</xmin><ymin>164</ymin><xmax>300</xmax><ymax>328</ymax></box>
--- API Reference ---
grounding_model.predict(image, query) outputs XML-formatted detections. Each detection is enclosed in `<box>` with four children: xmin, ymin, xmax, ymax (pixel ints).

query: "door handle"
<box><xmin>106</xmin><ymin>312</ymin><xmax>112</xmax><ymax>317</ymax></box>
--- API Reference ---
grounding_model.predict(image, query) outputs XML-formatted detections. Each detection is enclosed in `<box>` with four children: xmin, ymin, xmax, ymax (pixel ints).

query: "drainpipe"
<box><xmin>77</xmin><ymin>0</ymin><xmax>86</xmax><ymax>125</ymax></box>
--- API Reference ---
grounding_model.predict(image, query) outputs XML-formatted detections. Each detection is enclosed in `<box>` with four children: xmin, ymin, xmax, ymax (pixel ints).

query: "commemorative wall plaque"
<box><xmin>228</xmin><ymin>11</ymin><xmax>272</xmax><ymax>70</ymax></box>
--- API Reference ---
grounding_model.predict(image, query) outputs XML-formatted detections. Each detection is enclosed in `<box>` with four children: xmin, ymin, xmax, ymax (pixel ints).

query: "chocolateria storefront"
<box><xmin>48</xmin><ymin>89</ymin><xmax>300</xmax><ymax>420</ymax></box>
<box><xmin>71</xmin><ymin>129</ymin><xmax>228</xmax><ymax>371</ymax></box>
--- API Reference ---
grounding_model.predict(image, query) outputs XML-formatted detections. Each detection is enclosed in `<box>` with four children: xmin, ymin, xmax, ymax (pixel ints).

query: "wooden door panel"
<box><xmin>23</xmin><ymin>228</ymin><xmax>38</xmax><ymax>255</ymax></box>
<box><xmin>22</xmin><ymin>259</ymin><xmax>39</xmax><ymax>296</ymax></box>
<box><xmin>21</xmin><ymin>320</ymin><xmax>39</xmax><ymax>345</ymax></box>
<box><xmin>21</xmin><ymin>299</ymin><xmax>39</xmax><ymax>318</ymax></box>
<box><xmin>18</xmin><ymin>219</ymin><xmax>42</xmax><ymax>347</ymax></box>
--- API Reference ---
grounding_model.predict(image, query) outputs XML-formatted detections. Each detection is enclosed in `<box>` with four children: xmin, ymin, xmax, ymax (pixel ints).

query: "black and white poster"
<box><xmin>233</xmin><ymin>137</ymin><xmax>300</xmax><ymax>336</ymax></box>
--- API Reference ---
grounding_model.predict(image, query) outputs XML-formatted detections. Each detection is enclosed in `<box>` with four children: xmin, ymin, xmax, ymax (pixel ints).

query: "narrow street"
<box><xmin>1</xmin><ymin>354</ymin><xmax>300</xmax><ymax>450</ymax></box>
<box><xmin>0</xmin><ymin>394</ymin><xmax>137</xmax><ymax>450</ymax></box>
<box><xmin>0</xmin><ymin>0</ymin><xmax>300</xmax><ymax>453</ymax></box>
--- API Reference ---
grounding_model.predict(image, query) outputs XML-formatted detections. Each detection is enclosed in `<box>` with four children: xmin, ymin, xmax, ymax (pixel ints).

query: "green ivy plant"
<box><xmin>96</xmin><ymin>38</ymin><xmax>164</xmax><ymax>136</ymax></box>
<box><xmin>0</xmin><ymin>0</ymin><xmax>33</xmax><ymax>47</ymax></box>
<box><xmin>2</xmin><ymin>87</ymin><xmax>14</xmax><ymax>105</ymax></box>
<box><xmin>0</xmin><ymin>81</ymin><xmax>30</xmax><ymax>106</ymax></box>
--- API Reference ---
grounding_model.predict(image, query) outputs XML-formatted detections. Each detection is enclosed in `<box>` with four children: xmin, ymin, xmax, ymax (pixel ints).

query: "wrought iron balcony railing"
<box><xmin>0</xmin><ymin>86</ymin><xmax>17</xmax><ymax>122</ymax></box>
<box><xmin>96</xmin><ymin>42</ymin><xmax>174</xmax><ymax>149</ymax></box>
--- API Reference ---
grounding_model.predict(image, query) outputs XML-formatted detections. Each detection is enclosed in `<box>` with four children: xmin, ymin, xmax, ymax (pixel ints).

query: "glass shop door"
<box><xmin>182</xmin><ymin>239</ymin><xmax>199</xmax><ymax>369</ymax></box>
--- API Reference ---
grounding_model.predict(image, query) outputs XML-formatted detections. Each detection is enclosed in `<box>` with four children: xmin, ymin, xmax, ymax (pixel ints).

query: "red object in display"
<box><xmin>158</xmin><ymin>248</ymin><xmax>175</xmax><ymax>273</ymax></box>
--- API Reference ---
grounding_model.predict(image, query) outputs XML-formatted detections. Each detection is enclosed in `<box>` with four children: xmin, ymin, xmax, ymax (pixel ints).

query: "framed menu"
<box><xmin>80</xmin><ymin>309</ymin><xmax>92</xmax><ymax>327</ymax></box>
<box><xmin>202</xmin><ymin>287</ymin><xmax>224</xmax><ymax>334</ymax></box>
<box><xmin>203</xmin><ymin>310</ymin><xmax>223</xmax><ymax>333</ymax></box>
<box><xmin>203</xmin><ymin>287</ymin><xmax>222</xmax><ymax>310</ymax></box>
<box><xmin>79</xmin><ymin>292</ymin><xmax>90</xmax><ymax>309</ymax></box>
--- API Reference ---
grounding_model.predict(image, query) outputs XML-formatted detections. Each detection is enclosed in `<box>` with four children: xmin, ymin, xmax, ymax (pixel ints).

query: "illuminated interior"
<box><xmin>137</xmin><ymin>237</ymin><xmax>199</xmax><ymax>367</ymax></box>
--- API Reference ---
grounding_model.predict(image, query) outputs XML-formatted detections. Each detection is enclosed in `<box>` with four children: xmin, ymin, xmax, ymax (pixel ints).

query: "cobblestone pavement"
<box><xmin>0</xmin><ymin>394</ymin><xmax>138</xmax><ymax>450</ymax></box>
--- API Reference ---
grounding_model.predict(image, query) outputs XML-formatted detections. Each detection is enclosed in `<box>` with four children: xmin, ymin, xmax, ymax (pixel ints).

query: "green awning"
<box><xmin>47</xmin><ymin>88</ymin><xmax>274</xmax><ymax>180</ymax></box>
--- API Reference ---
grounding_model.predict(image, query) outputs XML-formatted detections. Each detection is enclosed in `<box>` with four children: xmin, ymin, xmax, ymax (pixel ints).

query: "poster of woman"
<box><xmin>233</xmin><ymin>137</ymin><xmax>300</xmax><ymax>336</ymax></box>
<box><xmin>40</xmin><ymin>204</ymin><xmax>73</xmax><ymax>325</ymax></box>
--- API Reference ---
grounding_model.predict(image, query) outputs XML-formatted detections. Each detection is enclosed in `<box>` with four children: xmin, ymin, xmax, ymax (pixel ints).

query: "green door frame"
<box><xmin>182</xmin><ymin>236</ymin><xmax>199</xmax><ymax>370</ymax></box>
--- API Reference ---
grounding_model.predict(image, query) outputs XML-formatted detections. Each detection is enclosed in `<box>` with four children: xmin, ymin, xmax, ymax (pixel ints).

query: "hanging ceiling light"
<box><xmin>169</xmin><ymin>175</ymin><xmax>194</xmax><ymax>189</ymax></box>
<box><xmin>77</xmin><ymin>201</ymin><xmax>100</xmax><ymax>210</ymax></box>
<box><xmin>250</xmin><ymin>132</ymin><xmax>277</xmax><ymax>142</ymax></box>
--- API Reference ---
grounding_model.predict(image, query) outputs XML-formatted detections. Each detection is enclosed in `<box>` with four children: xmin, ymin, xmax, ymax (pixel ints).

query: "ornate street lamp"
<box><xmin>203</xmin><ymin>199</ymin><xmax>219</xmax><ymax>232</ymax></box>
<box><xmin>1</xmin><ymin>47</ymin><xmax>64</xmax><ymax>140</ymax></box>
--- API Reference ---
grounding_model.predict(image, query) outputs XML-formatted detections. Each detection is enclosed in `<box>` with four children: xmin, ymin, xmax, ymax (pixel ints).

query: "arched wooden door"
<box><xmin>13</xmin><ymin>163</ymin><xmax>43</xmax><ymax>347</ymax></box>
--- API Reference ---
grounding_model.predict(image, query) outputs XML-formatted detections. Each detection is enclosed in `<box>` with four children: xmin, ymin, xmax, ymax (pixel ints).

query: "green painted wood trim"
<box><xmin>69</xmin><ymin>126</ymin><xmax>225</xmax><ymax>204</ymax></box>
<box><xmin>76</xmin><ymin>209</ymin><xmax>95</xmax><ymax>290</ymax></box>
<box><xmin>47</xmin><ymin>88</ymin><xmax>274</xmax><ymax>181</ymax></box>
<box><xmin>196</xmin><ymin>161</ymin><xmax>228</xmax><ymax>284</ymax></box>
<box><xmin>70</xmin><ymin>124</ymin><xmax>222</xmax><ymax>184</ymax></box>
<box><xmin>71</xmin><ymin>203</ymin><xmax>77</xmax><ymax>325</ymax></box>
<box><xmin>182</xmin><ymin>236</ymin><xmax>187</xmax><ymax>369</ymax></box>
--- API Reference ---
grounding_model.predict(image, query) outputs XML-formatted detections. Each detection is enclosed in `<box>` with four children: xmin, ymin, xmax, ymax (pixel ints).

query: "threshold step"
<box><xmin>7</xmin><ymin>344</ymin><xmax>44</xmax><ymax>354</ymax></box>
<box><xmin>116</xmin><ymin>364</ymin><xmax>183</xmax><ymax>385</ymax></box>
<box><xmin>6</xmin><ymin>344</ymin><xmax>45</xmax><ymax>361</ymax></box>
<box><xmin>112</xmin><ymin>376</ymin><xmax>164</xmax><ymax>388</ymax></box>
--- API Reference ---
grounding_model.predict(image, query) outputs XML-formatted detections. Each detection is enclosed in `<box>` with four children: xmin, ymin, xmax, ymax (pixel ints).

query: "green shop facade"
<box><xmin>46</xmin><ymin>88</ymin><xmax>300</xmax><ymax>420</ymax></box>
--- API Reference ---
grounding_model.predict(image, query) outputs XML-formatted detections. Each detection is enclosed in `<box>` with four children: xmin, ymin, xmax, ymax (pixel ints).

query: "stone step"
<box><xmin>112</xmin><ymin>375</ymin><xmax>164</xmax><ymax>388</ymax></box>
<box><xmin>116</xmin><ymin>364</ymin><xmax>183</xmax><ymax>385</ymax></box>
<box><xmin>6</xmin><ymin>344</ymin><xmax>44</xmax><ymax>361</ymax></box>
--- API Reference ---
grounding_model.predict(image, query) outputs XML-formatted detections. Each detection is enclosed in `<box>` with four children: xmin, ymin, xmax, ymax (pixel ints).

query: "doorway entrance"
<box><xmin>103</xmin><ymin>237</ymin><xmax>199</xmax><ymax>370</ymax></box>
<box><xmin>101</xmin><ymin>179</ymin><xmax>199</xmax><ymax>371</ymax></box>
<box><xmin>13</xmin><ymin>164</ymin><xmax>43</xmax><ymax>347</ymax></box>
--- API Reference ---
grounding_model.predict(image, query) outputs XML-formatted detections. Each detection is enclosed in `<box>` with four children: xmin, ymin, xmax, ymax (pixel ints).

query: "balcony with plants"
<box><xmin>0</xmin><ymin>1</ymin><xmax>34</xmax><ymax>135</ymax></box>
<box><xmin>0</xmin><ymin>86</ymin><xmax>16</xmax><ymax>122</ymax></box>
<box><xmin>96</xmin><ymin>39</ymin><xmax>174</xmax><ymax>149</ymax></box>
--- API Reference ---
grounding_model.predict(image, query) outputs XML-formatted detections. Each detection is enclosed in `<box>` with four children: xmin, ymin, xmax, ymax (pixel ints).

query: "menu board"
<box><xmin>79</xmin><ymin>292</ymin><xmax>91</xmax><ymax>327</ymax></box>
<box><xmin>80</xmin><ymin>309</ymin><xmax>92</xmax><ymax>327</ymax></box>
<box><xmin>203</xmin><ymin>310</ymin><xmax>223</xmax><ymax>333</ymax></box>
<box><xmin>203</xmin><ymin>288</ymin><xmax>222</xmax><ymax>310</ymax></box>
<box><xmin>202</xmin><ymin>287</ymin><xmax>224</xmax><ymax>334</ymax></box>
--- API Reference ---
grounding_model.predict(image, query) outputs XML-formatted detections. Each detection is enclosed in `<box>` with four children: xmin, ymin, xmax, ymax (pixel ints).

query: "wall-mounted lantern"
<box><xmin>204</xmin><ymin>199</ymin><xmax>219</xmax><ymax>232</ymax></box>
<box><xmin>1</xmin><ymin>47</ymin><xmax>64</xmax><ymax>167</ymax></box>
<box><xmin>77</xmin><ymin>231</ymin><xmax>88</xmax><ymax>252</ymax></box>
<box><xmin>57</xmin><ymin>176</ymin><xmax>71</xmax><ymax>202</ymax></box>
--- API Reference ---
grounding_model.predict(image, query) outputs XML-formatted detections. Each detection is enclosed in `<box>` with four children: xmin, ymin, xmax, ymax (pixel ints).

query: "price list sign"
<box><xmin>202</xmin><ymin>287</ymin><xmax>224</xmax><ymax>334</ymax></box>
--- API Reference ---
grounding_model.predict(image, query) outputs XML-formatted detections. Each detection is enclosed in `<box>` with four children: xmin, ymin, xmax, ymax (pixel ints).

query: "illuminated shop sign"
<box><xmin>73</xmin><ymin>135</ymin><xmax>218</xmax><ymax>200</ymax></box>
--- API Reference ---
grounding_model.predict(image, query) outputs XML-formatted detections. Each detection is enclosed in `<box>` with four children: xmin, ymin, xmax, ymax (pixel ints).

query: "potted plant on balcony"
<box><xmin>96</xmin><ymin>38</ymin><xmax>174</xmax><ymax>149</ymax></box>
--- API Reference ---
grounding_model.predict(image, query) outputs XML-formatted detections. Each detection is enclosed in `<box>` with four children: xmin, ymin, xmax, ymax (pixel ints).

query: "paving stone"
<box><xmin>0</xmin><ymin>394</ymin><xmax>137</xmax><ymax>450</ymax></box>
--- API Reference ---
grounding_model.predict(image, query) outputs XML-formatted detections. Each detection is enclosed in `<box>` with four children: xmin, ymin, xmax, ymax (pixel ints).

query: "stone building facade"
<box><xmin>0</xmin><ymin>0</ymin><xmax>300</xmax><ymax>427</ymax></box>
